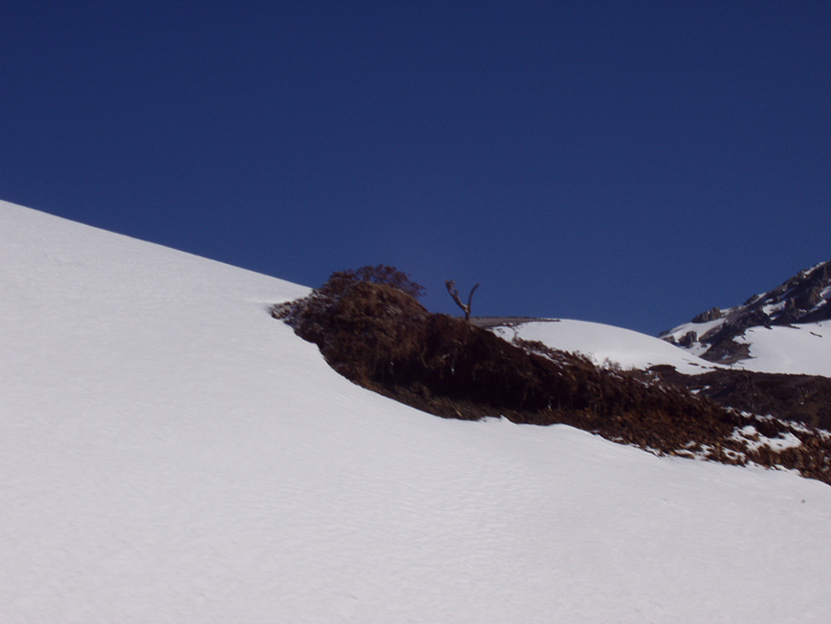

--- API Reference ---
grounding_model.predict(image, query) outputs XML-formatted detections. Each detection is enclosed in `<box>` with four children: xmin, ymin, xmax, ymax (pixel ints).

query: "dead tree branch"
<box><xmin>445</xmin><ymin>280</ymin><xmax>480</xmax><ymax>321</ymax></box>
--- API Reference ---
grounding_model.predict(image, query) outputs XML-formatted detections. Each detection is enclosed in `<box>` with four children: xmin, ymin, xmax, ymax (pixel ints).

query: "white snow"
<box><xmin>493</xmin><ymin>319</ymin><xmax>719</xmax><ymax>374</ymax></box>
<box><xmin>732</xmin><ymin>322</ymin><xmax>831</xmax><ymax>377</ymax></box>
<box><xmin>662</xmin><ymin>318</ymin><xmax>831</xmax><ymax>377</ymax></box>
<box><xmin>660</xmin><ymin>313</ymin><xmax>831</xmax><ymax>377</ymax></box>
<box><xmin>3</xmin><ymin>199</ymin><xmax>831</xmax><ymax>623</ymax></box>
<box><xmin>730</xmin><ymin>425</ymin><xmax>804</xmax><ymax>455</ymax></box>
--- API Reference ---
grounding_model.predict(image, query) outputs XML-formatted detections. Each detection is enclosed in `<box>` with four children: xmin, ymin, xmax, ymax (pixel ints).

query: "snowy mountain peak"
<box><xmin>740</xmin><ymin>260</ymin><xmax>831</xmax><ymax>325</ymax></box>
<box><xmin>660</xmin><ymin>260</ymin><xmax>831</xmax><ymax>367</ymax></box>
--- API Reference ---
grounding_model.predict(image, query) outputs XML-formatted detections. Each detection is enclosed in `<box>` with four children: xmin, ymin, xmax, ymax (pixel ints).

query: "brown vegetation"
<box><xmin>274</xmin><ymin>268</ymin><xmax>831</xmax><ymax>485</ymax></box>
<box><xmin>651</xmin><ymin>366</ymin><xmax>831</xmax><ymax>431</ymax></box>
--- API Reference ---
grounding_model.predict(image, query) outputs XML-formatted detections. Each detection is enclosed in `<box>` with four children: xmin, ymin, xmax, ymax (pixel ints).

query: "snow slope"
<box><xmin>498</xmin><ymin>317</ymin><xmax>831</xmax><ymax>378</ymax></box>
<box><xmin>491</xmin><ymin>319</ymin><xmax>719</xmax><ymax>374</ymax></box>
<box><xmin>3</xmin><ymin>199</ymin><xmax>831</xmax><ymax>623</ymax></box>
<box><xmin>663</xmin><ymin>318</ymin><xmax>831</xmax><ymax>377</ymax></box>
<box><xmin>729</xmin><ymin>321</ymin><xmax>831</xmax><ymax>376</ymax></box>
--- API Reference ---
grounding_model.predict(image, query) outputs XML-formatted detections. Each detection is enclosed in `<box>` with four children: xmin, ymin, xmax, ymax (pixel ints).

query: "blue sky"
<box><xmin>2</xmin><ymin>1</ymin><xmax>829</xmax><ymax>335</ymax></box>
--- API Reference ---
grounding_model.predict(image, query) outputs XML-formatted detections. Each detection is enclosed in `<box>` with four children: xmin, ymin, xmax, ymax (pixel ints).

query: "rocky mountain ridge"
<box><xmin>660</xmin><ymin>260</ymin><xmax>831</xmax><ymax>364</ymax></box>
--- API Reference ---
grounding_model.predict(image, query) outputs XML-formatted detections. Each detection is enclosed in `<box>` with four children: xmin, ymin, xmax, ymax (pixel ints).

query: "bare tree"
<box><xmin>445</xmin><ymin>280</ymin><xmax>480</xmax><ymax>321</ymax></box>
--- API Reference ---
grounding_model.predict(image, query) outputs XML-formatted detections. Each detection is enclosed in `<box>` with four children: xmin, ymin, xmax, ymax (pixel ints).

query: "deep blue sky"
<box><xmin>2</xmin><ymin>1</ymin><xmax>829</xmax><ymax>335</ymax></box>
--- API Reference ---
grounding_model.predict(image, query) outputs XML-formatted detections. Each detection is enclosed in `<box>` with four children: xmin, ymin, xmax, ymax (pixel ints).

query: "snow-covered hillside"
<box><xmin>490</xmin><ymin>319</ymin><xmax>719</xmax><ymax>375</ymax></box>
<box><xmin>487</xmin><ymin>314</ymin><xmax>831</xmax><ymax>379</ymax></box>
<box><xmin>3</xmin><ymin>199</ymin><xmax>831</xmax><ymax>623</ymax></box>
<box><xmin>663</xmin><ymin>318</ymin><xmax>831</xmax><ymax>377</ymax></box>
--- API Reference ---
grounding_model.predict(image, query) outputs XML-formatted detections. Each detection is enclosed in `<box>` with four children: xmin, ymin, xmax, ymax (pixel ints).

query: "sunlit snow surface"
<box><xmin>661</xmin><ymin>318</ymin><xmax>831</xmax><ymax>377</ymax></box>
<box><xmin>731</xmin><ymin>322</ymin><xmax>831</xmax><ymax>376</ymax></box>
<box><xmin>3</xmin><ymin>200</ymin><xmax>831</xmax><ymax>623</ymax></box>
<box><xmin>500</xmin><ymin>318</ymin><xmax>831</xmax><ymax>378</ymax></box>
<box><xmin>492</xmin><ymin>320</ymin><xmax>718</xmax><ymax>374</ymax></box>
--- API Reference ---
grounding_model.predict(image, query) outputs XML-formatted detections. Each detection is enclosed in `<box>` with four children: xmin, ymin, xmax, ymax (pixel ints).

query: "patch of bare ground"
<box><xmin>274</xmin><ymin>273</ymin><xmax>831</xmax><ymax>485</ymax></box>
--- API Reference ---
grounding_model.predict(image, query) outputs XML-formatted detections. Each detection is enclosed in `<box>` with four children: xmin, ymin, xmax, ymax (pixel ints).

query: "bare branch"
<box><xmin>445</xmin><ymin>280</ymin><xmax>480</xmax><ymax>321</ymax></box>
<box><xmin>467</xmin><ymin>283</ymin><xmax>480</xmax><ymax>314</ymax></box>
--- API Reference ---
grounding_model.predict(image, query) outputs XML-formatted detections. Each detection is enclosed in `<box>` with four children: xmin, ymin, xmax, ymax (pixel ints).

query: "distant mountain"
<box><xmin>640</xmin><ymin>261</ymin><xmax>831</xmax><ymax>430</ymax></box>
<box><xmin>660</xmin><ymin>260</ymin><xmax>831</xmax><ymax>366</ymax></box>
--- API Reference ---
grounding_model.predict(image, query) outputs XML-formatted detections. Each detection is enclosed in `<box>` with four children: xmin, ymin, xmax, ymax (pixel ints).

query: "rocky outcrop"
<box><xmin>662</xmin><ymin>260</ymin><xmax>831</xmax><ymax>363</ymax></box>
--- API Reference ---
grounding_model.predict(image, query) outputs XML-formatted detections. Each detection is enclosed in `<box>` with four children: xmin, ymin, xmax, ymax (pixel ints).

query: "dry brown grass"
<box><xmin>274</xmin><ymin>273</ymin><xmax>831</xmax><ymax>485</ymax></box>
